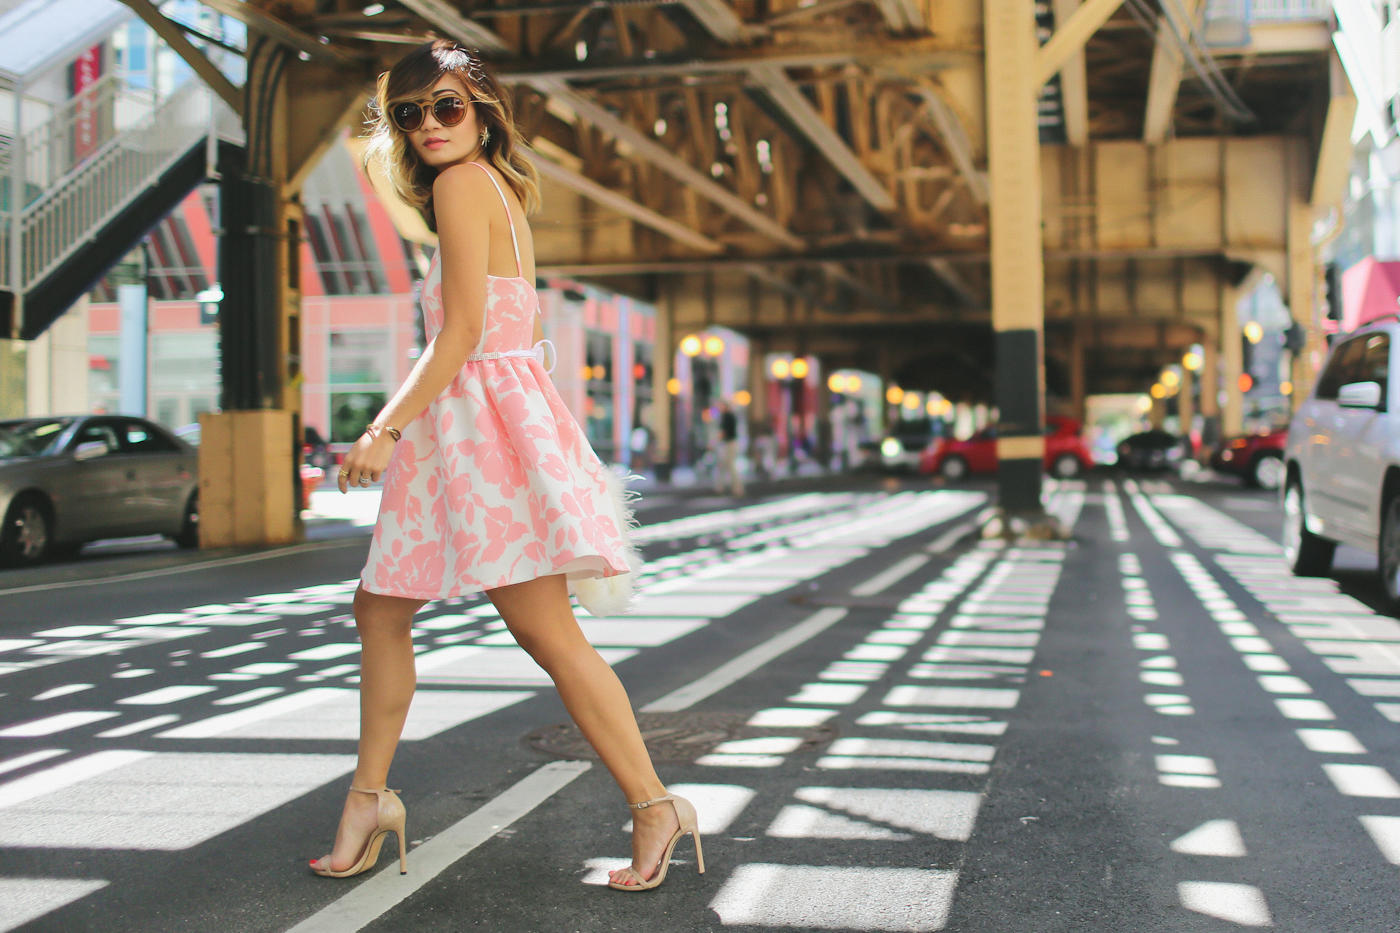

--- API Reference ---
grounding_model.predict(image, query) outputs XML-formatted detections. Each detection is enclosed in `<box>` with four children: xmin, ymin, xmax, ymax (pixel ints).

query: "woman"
<box><xmin>309</xmin><ymin>40</ymin><xmax>701</xmax><ymax>893</ymax></box>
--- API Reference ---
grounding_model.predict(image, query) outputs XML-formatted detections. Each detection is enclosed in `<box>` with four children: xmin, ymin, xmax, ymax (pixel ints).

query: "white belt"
<box><xmin>466</xmin><ymin>339</ymin><xmax>556</xmax><ymax>373</ymax></box>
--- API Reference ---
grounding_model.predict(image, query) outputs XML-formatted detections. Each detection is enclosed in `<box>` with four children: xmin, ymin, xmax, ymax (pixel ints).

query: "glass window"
<box><xmin>330</xmin><ymin>392</ymin><xmax>387</xmax><ymax>443</ymax></box>
<box><xmin>0</xmin><ymin>418</ymin><xmax>73</xmax><ymax>458</ymax></box>
<box><xmin>1315</xmin><ymin>337</ymin><xmax>1367</xmax><ymax>401</ymax></box>
<box><xmin>330</xmin><ymin>331</ymin><xmax>391</xmax><ymax>386</ymax></box>
<box><xmin>118</xmin><ymin>420</ymin><xmax>178</xmax><ymax>453</ymax></box>
<box><xmin>72</xmin><ymin>420</ymin><xmax>121</xmax><ymax>454</ymax></box>
<box><xmin>1360</xmin><ymin>334</ymin><xmax>1390</xmax><ymax>401</ymax></box>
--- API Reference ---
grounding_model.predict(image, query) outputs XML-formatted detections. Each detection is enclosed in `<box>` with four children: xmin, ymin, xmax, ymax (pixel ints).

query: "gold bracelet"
<box><xmin>365</xmin><ymin>423</ymin><xmax>401</xmax><ymax>442</ymax></box>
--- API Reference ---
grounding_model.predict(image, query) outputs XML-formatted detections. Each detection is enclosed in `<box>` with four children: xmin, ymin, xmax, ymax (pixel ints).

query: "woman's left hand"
<box><xmin>337</xmin><ymin>431</ymin><xmax>395</xmax><ymax>493</ymax></box>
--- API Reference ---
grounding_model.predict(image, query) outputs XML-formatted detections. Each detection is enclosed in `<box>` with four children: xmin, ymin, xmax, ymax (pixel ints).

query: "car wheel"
<box><xmin>1380</xmin><ymin>496</ymin><xmax>1400</xmax><ymax>612</ymax></box>
<box><xmin>1283</xmin><ymin>481</ymin><xmax>1335</xmax><ymax>576</ymax></box>
<box><xmin>940</xmin><ymin>456</ymin><xmax>968</xmax><ymax>481</ymax></box>
<box><xmin>172</xmin><ymin>493</ymin><xmax>200</xmax><ymax>549</ymax></box>
<box><xmin>0</xmin><ymin>494</ymin><xmax>53</xmax><ymax>567</ymax></box>
<box><xmin>1051</xmin><ymin>454</ymin><xmax>1081</xmax><ymax>479</ymax></box>
<box><xmin>1249</xmin><ymin>454</ymin><xmax>1285</xmax><ymax>490</ymax></box>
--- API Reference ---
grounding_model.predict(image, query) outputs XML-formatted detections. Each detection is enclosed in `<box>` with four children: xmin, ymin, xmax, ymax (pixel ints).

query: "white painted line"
<box><xmin>0</xmin><ymin>711</ymin><xmax>119</xmax><ymax>737</ymax></box>
<box><xmin>96</xmin><ymin>715</ymin><xmax>180</xmax><ymax>738</ymax></box>
<box><xmin>285</xmin><ymin>760</ymin><xmax>591</xmax><ymax>933</ymax></box>
<box><xmin>643</xmin><ymin>608</ymin><xmax>849</xmax><ymax>713</ymax></box>
<box><xmin>850</xmin><ymin>555</ymin><xmax>930</xmax><ymax>598</ymax></box>
<box><xmin>0</xmin><ymin>537</ymin><xmax>367</xmax><ymax>597</ymax></box>
<box><xmin>926</xmin><ymin>521</ymin><xmax>976</xmax><ymax>554</ymax></box>
<box><xmin>0</xmin><ymin>749</ymin><xmax>65</xmax><ymax>777</ymax></box>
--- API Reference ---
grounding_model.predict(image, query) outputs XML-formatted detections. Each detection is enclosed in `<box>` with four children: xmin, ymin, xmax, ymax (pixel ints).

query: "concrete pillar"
<box><xmin>985</xmin><ymin>0</ymin><xmax>1046</xmax><ymax>515</ymax></box>
<box><xmin>25</xmin><ymin>298</ymin><xmax>89</xmax><ymax>416</ymax></box>
<box><xmin>1149</xmin><ymin>397</ymin><xmax>1166</xmax><ymax>429</ymax></box>
<box><xmin>1069</xmin><ymin>325</ymin><xmax>1086</xmax><ymax>424</ymax></box>
<box><xmin>747</xmin><ymin>336</ymin><xmax>768</xmax><ymax>432</ymax></box>
<box><xmin>0</xmin><ymin>340</ymin><xmax>26</xmax><ymax>418</ymax></box>
<box><xmin>1199</xmin><ymin>328</ymin><xmax>1220</xmax><ymax>451</ymax></box>
<box><xmin>651</xmin><ymin>286</ymin><xmax>675</xmax><ymax>481</ymax></box>
<box><xmin>1287</xmin><ymin>201</ymin><xmax>1320</xmax><ymax>408</ymax></box>
<box><xmin>1178</xmin><ymin>365</ymin><xmax>1194</xmax><ymax>443</ymax></box>
<box><xmin>1220</xmin><ymin>285</ymin><xmax>1244</xmax><ymax>438</ymax></box>
<box><xmin>199</xmin><ymin>410</ymin><xmax>295</xmax><ymax>547</ymax></box>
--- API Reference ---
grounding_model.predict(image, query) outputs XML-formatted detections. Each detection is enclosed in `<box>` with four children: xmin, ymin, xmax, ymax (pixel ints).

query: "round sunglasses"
<box><xmin>389</xmin><ymin>94</ymin><xmax>467</xmax><ymax>133</ymax></box>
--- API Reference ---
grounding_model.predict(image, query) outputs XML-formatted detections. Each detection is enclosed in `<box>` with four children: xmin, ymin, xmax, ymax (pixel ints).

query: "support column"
<box><xmin>651</xmin><ymin>286</ymin><xmax>675</xmax><ymax>482</ymax></box>
<box><xmin>1069</xmin><ymin>324</ymin><xmax>1087</xmax><ymax>424</ymax></box>
<box><xmin>747</xmin><ymin>336</ymin><xmax>769</xmax><ymax>436</ymax></box>
<box><xmin>986</xmin><ymin>0</ymin><xmax>1047</xmax><ymax>517</ymax></box>
<box><xmin>1149</xmin><ymin>396</ymin><xmax>1166</xmax><ymax>429</ymax></box>
<box><xmin>1199</xmin><ymin>326</ymin><xmax>1220</xmax><ymax>452</ymax></box>
<box><xmin>1287</xmin><ymin>201</ymin><xmax>1320</xmax><ymax>408</ymax></box>
<box><xmin>1220</xmin><ymin>284</ymin><xmax>1244</xmax><ymax>438</ymax></box>
<box><xmin>1178</xmin><ymin>365</ymin><xmax>1194</xmax><ymax>442</ymax></box>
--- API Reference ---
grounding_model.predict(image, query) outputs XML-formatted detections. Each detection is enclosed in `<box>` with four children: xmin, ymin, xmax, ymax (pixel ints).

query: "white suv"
<box><xmin>1283</xmin><ymin>319</ymin><xmax>1400</xmax><ymax>609</ymax></box>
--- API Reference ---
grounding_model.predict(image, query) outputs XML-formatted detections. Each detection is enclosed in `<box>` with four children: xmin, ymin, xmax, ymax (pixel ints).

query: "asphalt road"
<box><xmin>2</xmin><ymin>471</ymin><xmax>1399</xmax><ymax>932</ymax></box>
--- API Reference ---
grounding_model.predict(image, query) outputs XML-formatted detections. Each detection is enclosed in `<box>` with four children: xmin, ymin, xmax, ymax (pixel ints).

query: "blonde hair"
<box><xmin>364</xmin><ymin>40</ymin><xmax>541</xmax><ymax>230</ymax></box>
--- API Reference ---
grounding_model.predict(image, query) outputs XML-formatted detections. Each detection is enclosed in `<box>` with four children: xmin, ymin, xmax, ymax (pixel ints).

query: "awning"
<box><xmin>1341</xmin><ymin>256</ymin><xmax>1400</xmax><ymax>332</ymax></box>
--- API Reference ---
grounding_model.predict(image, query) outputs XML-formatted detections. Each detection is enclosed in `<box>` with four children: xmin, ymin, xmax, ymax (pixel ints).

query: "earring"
<box><xmin>480</xmin><ymin>126</ymin><xmax>491</xmax><ymax>148</ymax></box>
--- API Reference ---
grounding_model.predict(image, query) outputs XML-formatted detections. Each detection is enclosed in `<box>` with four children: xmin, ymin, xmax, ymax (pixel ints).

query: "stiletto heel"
<box><xmin>310</xmin><ymin>786</ymin><xmax>408</xmax><ymax>878</ymax></box>
<box><xmin>608</xmin><ymin>793</ymin><xmax>704</xmax><ymax>891</ymax></box>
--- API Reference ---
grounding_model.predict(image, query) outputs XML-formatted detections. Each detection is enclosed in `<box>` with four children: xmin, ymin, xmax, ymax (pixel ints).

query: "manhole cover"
<box><xmin>525</xmin><ymin>711</ymin><xmax>837</xmax><ymax>762</ymax></box>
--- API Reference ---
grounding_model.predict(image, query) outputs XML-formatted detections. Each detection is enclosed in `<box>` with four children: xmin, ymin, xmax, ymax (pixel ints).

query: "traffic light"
<box><xmin>1324</xmin><ymin>263</ymin><xmax>1342</xmax><ymax>322</ymax></box>
<box><xmin>1284</xmin><ymin>322</ymin><xmax>1306</xmax><ymax>354</ymax></box>
<box><xmin>1241</xmin><ymin>328</ymin><xmax>1255</xmax><ymax>378</ymax></box>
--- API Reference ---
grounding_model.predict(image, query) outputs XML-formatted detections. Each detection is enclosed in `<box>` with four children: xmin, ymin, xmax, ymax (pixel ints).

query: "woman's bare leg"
<box><xmin>312</xmin><ymin>585</ymin><xmax>425</xmax><ymax>872</ymax></box>
<box><xmin>486</xmin><ymin>574</ymin><xmax>678</xmax><ymax>885</ymax></box>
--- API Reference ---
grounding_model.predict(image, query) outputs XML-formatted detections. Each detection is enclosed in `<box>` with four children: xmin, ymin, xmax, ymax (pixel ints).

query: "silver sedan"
<box><xmin>0</xmin><ymin>415</ymin><xmax>199</xmax><ymax>566</ymax></box>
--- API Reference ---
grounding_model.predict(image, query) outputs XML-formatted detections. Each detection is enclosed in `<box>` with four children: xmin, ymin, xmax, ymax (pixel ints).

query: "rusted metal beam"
<box><xmin>527</xmin><ymin>152</ymin><xmax>725</xmax><ymax>254</ymax></box>
<box><xmin>120</xmin><ymin>0</ymin><xmax>242</xmax><ymax>117</ymax></box>
<box><xmin>751</xmin><ymin>64</ymin><xmax>894</xmax><ymax>212</ymax></box>
<box><xmin>192</xmin><ymin>0</ymin><xmax>362</xmax><ymax>65</ymax></box>
<box><xmin>530</xmin><ymin>78</ymin><xmax>804</xmax><ymax>248</ymax></box>
<box><xmin>1036</xmin><ymin>0</ymin><xmax>1125</xmax><ymax>88</ymax></box>
<box><xmin>393</xmin><ymin>0</ymin><xmax>512</xmax><ymax>54</ymax></box>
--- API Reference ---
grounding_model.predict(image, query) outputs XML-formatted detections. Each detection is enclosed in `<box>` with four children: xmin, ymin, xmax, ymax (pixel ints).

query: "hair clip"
<box><xmin>456</xmin><ymin>46</ymin><xmax>486</xmax><ymax>83</ymax></box>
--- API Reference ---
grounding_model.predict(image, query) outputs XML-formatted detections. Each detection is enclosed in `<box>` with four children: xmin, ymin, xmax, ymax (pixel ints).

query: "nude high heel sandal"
<box><xmin>309</xmin><ymin>786</ymin><xmax>408</xmax><ymax>878</ymax></box>
<box><xmin>608</xmin><ymin>793</ymin><xmax>705</xmax><ymax>891</ymax></box>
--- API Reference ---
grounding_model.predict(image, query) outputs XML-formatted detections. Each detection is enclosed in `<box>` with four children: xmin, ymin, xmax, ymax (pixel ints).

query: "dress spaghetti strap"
<box><xmin>469</xmin><ymin>161</ymin><xmax>522</xmax><ymax>278</ymax></box>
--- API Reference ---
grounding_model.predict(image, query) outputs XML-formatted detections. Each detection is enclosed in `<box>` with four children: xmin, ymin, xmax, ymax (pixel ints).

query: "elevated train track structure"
<box><xmin>6</xmin><ymin>0</ymin><xmax>1358</xmax><ymax>538</ymax></box>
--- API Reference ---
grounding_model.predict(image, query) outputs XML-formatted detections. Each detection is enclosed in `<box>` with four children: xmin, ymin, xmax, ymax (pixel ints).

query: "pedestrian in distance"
<box><xmin>714</xmin><ymin>399</ymin><xmax>744</xmax><ymax>497</ymax></box>
<box><xmin>312</xmin><ymin>40</ymin><xmax>703</xmax><ymax>892</ymax></box>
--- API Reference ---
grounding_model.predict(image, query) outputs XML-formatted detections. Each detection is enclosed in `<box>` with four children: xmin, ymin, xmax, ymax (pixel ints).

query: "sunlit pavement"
<box><xmin>2</xmin><ymin>474</ymin><xmax>1400</xmax><ymax>931</ymax></box>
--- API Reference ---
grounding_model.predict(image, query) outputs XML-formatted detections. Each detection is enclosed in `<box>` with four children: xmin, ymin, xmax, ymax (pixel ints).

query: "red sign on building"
<box><xmin>71</xmin><ymin>44</ymin><xmax>103</xmax><ymax>162</ymax></box>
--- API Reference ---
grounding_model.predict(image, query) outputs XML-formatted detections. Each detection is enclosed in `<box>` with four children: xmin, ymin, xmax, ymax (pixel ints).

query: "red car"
<box><xmin>918</xmin><ymin>415</ymin><xmax>1095</xmax><ymax>480</ymax></box>
<box><xmin>1211</xmin><ymin>427</ymin><xmax>1286</xmax><ymax>489</ymax></box>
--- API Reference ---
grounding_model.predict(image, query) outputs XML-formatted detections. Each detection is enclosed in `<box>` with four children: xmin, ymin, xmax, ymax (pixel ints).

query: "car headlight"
<box><xmin>881</xmin><ymin>438</ymin><xmax>903</xmax><ymax>458</ymax></box>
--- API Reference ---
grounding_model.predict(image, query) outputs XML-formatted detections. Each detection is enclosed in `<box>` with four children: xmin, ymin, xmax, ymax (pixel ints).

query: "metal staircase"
<box><xmin>0</xmin><ymin>1</ymin><xmax>244</xmax><ymax>340</ymax></box>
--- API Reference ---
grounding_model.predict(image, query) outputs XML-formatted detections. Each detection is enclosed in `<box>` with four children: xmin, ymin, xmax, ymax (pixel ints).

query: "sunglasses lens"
<box><xmin>433</xmin><ymin>96</ymin><xmax>466</xmax><ymax>127</ymax></box>
<box><xmin>391</xmin><ymin>102</ymin><xmax>423</xmax><ymax>132</ymax></box>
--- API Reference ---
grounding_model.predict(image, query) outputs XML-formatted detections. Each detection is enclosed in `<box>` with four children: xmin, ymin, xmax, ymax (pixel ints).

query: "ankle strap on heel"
<box><xmin>349</xmin><ymin>786</ymin><xmax>399</xmax><ymax>795</ymax></box>
<box><xmin>628</xmin><ymin>794</ymin><xmax>674</xmax><ymax>810</ymax></box>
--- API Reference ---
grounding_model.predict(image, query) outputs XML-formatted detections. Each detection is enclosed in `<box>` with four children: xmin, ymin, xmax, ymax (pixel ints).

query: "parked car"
<box><xmin>879</xmin><ymin>417</ymin><xmax>940</xmax><ymax>473</ymax></box>
<box><xmin>1283</xmin><ymin>320</ymin><xmax>1400</xmax><ymax>608</ymax></box>
<box><xmin>918</xmin><ymin>415</ymin><xmax>1094</xmax><ymax>480</ymax></box>
<box><xmin>1117</xmin><ymin>429</ymin><xmax>1189</xmax><ymax>472</ymax></box>
<box><xmin>1212</xmin><ymin>427</ymin><xmax>1287</xmax><ymax>489</ymax></box>
<box><xmin>0</xmin><ymin>415</ymin><xmax>199</xmax><ymax>566</ymax></box>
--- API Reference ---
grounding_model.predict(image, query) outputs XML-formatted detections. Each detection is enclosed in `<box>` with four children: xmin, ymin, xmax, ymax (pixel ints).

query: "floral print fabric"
<box><xmin>360</xmin><ymin>251</ymin><xmax>632</xmax><ymax>600</ymax></box>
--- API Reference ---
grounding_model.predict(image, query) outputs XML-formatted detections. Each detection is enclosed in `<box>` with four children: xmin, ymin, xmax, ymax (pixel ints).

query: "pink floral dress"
<box><xmin>361</xmin><ymin>164</ymin><xmax>637</xmax><ymax>609</ymax></box>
